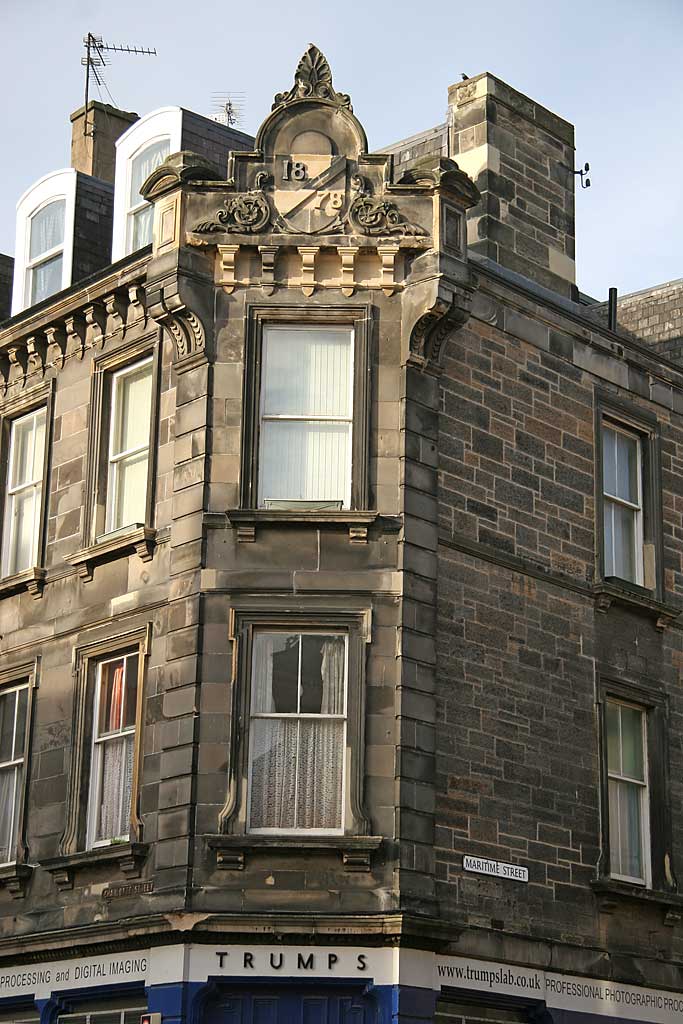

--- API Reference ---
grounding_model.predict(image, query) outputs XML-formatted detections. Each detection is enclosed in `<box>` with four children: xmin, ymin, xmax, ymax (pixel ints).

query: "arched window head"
<box><xmin>27</xmin><ymin>199</ymin><xmax>66</xmax><ymax>305</ymax></box>
<box><xmin>126</xmin><ymin>138</ymin><xmax>170</xmax><ymax>253</ymax></box>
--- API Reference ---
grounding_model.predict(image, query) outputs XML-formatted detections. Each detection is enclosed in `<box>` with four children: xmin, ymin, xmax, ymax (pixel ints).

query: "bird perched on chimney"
<box><xmin>461</xmin><ymin>73</ymin><xmax>469</xmax><ymax>80</ymax></box>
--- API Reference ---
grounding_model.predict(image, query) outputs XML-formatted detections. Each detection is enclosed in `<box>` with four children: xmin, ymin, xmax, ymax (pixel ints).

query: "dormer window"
<box><xmin>27</xmin><ymin>199</ymin><xmax>66</xmax><ymax>305</ymax></box>
<box><xmin>112</xmin><ymin>108</ymin><xmax>183</xmax><ymax>261</ymax></box>
<box><xmin>127</xmin><ymin>138</ymin><xmax>170</xmax><ymax>253</ymax></box>
<box><xmin>11</xmin><ymin>169</ymin><xmax>77</xmax><ymax>315</ymax></box>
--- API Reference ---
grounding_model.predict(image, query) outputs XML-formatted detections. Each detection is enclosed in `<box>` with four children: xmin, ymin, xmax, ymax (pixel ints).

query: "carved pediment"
<box><xmin>141</xmin><ymin>151</ymin><xmax>224</xmax><ymax>201</ymax></box>
<box><xmin>272</xmin><ymin>44</ymin><xmax>352</xmax><ymax>111</ymax></box>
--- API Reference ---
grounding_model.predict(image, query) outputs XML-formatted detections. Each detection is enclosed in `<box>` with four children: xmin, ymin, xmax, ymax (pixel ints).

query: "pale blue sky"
<box><xmin>1</xmin><ymin>0</ymin><xmax>681</xmax><ymax>300</ymax></box>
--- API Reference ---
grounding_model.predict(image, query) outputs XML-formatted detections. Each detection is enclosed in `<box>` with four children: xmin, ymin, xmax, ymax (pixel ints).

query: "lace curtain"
<box><xmin>97</xmin><ymin>663</ymin><xmax>134</xmax><ymax>841</ymax></box>
<box><xmin>249</xmin><ymin>635</ymin><xmax>345</xmax><ymax>831</ymax></box>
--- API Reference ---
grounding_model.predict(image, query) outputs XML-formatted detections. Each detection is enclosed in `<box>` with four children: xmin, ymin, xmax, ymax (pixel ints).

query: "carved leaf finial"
<box><xmin>272</xmin><ymin>43</ymin><xmax>352</xmax><ymax>110</ymax></box>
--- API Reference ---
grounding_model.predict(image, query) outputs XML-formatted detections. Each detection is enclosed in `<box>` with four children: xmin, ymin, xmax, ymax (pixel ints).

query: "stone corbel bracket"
<box><xmin>147</xmin><ymin>275</ymin><xmax>208</xmax><ymax>363</ymax></box>
<box><xmin>406</xmin><ymin>280</ymin><xmax>476</xmax><ymax>372</ymax></box>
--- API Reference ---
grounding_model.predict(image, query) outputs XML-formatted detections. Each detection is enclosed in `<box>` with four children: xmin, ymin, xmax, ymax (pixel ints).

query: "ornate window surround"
<box><xmin>0</xmin><ymin>655</ymin><xmax>40</xmax><ymax>898</ymax></box>
<box><xmin>229</xmin><ymin>304</ymin><xmax>374</xmax><ymax>543</ymax></box>
<box><xmin>207</xmin><ymin>596</ymin><xmax>381</xmax><ymax>870</ymax></box>
<box><xmin>66</xmin><ymin>331</ymin><xmax>161</xmax><ymax>581</ymax></box>
<box><xmin>0</xmin><ymin>379</ymin><xmax>54</xmax><ymax>599</ymax></box>
<box><xmin>42</xmin><ymin>623</ymin><xmax>152</xmax><ymax>891</ymax></box>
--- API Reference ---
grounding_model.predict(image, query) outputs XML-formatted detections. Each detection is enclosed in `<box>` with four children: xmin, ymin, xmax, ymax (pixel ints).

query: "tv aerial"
<box><xmin>81</xmin><ymin>32</ymin><xmax>157</xmax><ymax>137</ymax></box>
<box><xmin>211</xmin><ymin>93</ymin><xmax>246</xmax><ymax>128</ymax></box>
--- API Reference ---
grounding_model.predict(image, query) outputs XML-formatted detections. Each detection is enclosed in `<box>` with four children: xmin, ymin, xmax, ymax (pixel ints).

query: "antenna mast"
<box><xmin>81</xmin><ymin>32</ymin><xmax>157</xmax><ymax>137</ymax></box>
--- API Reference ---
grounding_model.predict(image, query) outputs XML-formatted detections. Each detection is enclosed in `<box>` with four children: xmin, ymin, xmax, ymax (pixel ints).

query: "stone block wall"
<box><xmin>434</xmin><ymin>276</ymin><xmax>683</xmax><ymax>959</ymax></box>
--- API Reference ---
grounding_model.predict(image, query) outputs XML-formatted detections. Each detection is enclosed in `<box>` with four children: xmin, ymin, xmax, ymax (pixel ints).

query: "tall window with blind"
<box><xmin>126</xmin><ymin>138</ymin><xmax>170</xmax><ymax>253</ymax></box>
<box><xmin>602</xmin><ymin>422</ymin><xmax>643</xmax><ymax>585</ymax></box>
<box><xmin>258</xmin><ymin>326</ymin><xmax>354</xmax><ymax>510</ymax></box>
<box><xmin>87</xmin><ymin>652</ymin><xmax>139</xmax><ymax>847</ymax></box>
<box><xmin>606</xmin><ymin>699</ymin><xmax>650</xmax><ymax>885</ymax></box>
<box><xmin>26</xmin><ymin>199</ymin><xmax>66</xmax><ymax>305</ymax></box>
<box><xmin>0</xmin><ymin>684</ymin><xmax>28</xmax><ymax>865</ymax></box>
<box><xmin>106</xmin><ymin>358</ymin><xmax>153</xmax><ymax>534</ymax></box>
<box><xmin>248</xmin><ymin>631</ymin><xmax>347</xmax><ymax>833</ymax></box>
<box><xmin>1</xmin><ymin>408</ymin><xmax>47</xmax><ymax>578</ymax></box>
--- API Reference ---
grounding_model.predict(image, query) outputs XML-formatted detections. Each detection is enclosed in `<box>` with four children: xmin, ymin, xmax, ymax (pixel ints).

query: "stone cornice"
<box><xmin>0</xmin><ymin>261</ymin><xmax>151</xmax><ymax>400</ymax></box>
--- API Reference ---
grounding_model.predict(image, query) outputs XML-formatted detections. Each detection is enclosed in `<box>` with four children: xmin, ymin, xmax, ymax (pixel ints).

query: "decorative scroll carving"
<box><xmin>7</xmin><ymin>344</ymin><xmax>28</xmax><ymax>389</ymax></box>
<box><xmin>272</xmin><ymin>44</ymin><xmax>352</xmax><ymax>111</ymax></box>
<box><xmin>147</xmin><ymin>282</ymin><xmax>206</xmax><ymax>362</ymax></box>
<box><xmin>409</xmin><ymin>286</ymin><xmax>474</xmax><ymax>369</ymax></box>
<box><xmin>0</xmin><ymin>353</ymin><xmax>9</xmax><ymax>396</ymax></box>
<box><xmin>64</xmin><ymin>315</ymin><xmax>85</xmax><ymax>361</ymax></box>
<box><xmin>45</xmin><ymin>325</ymin><xmax>67</xmax><ymax>370</ymax></box>
<box><xmin>104</xmin><ymin>292</ymin><xmax>127</xmax><ymax>338</ymax></box>
<box><xmin>127</xmin><ymin>285</ymin><xmax>147</xmax><ymax>330</ymax></box>
<box><xmin>26</xmin><ymin>335</ymin><xmax>47</xmax><ymax>378</ymax></box>
<box><xmin>347</xmin><ymin>195</ymin><xmax>427</xmax><ymax>238</ymax></box>
<box><xmin>83</xmin><ymin>302</ymin><xmax>107</xmax><ymax>350</ymax></box>
<box><xmin>194</xmin><ymin>191</ymin><xmax>271</xmax><ymax>235</ymax></box>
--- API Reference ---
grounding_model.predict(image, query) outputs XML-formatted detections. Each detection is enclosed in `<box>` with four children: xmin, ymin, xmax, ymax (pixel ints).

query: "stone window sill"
<box><xmin>0</xmin><ymin>862</ymin><xmax>33</xmax><ymax>899</ymax></box>
<box><xmin>206</xmin><ymin>833</ymin><xmax>382</xmax><ymax>871</ymax></box>
<box><xmin>41</xmin><ymin>841</ymin><xmax>149</xmax><ymax>892</ymax></box>
<box><xmin>0</xmin><ymin>566</ymin><xmax>46</xmax><ymax>600</ymax></box>
<box><xmin>593</xmin><ymin>580</ymin><xmax>680</xmax><ymax>631</ymax></box>
<box><xmin>66</xmin><ymin>526</ymin><xmax>156</xmax><ymax>582</ymax></box>
<box><xmin>591</xmin><ymin>879</ymin><xmax>683</xmax><ymax>923</ymax></box>
<box><xmin>226</xmin><ymin>509</ymin><xmax>400</xmax><ymax>544</ymax></box>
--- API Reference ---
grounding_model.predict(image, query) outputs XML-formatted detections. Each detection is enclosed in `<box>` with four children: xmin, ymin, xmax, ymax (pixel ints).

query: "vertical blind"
<box><xmin>258</xmin><ymin>327</ymin><xmax>354</xmax><ymax>508</ymax></box>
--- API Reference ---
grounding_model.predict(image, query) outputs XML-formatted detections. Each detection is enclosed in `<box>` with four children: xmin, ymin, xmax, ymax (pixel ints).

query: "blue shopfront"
<box><xmin>0</xmin><ymin>947</ymin><xmax>681</xmax><ymax>1024</ymax></box>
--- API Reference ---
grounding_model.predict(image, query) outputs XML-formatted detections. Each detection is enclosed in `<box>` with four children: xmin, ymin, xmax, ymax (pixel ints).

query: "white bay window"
<box><xmin>87</xmin><ymin>652</ymin><xmax>138</xmax><ymax>847</ymax></box>
<box><xmin>106</xmin><ymin>358</ymin><xmax>153</xmax><ymax>534</ymax></box>
<box><xmin>258</xmin><ymin>326</ymin><xmax>354</xmax><ymax>509</ymax></box>
<box><xmin>2</xmin><ymin>408</ymin><xmax>47</xmax><ymax>578</ymax></box>
<box><xmin>248</xmin><ymin>631</ymin><xmax>347</xmax><ymax>833</ymax></box>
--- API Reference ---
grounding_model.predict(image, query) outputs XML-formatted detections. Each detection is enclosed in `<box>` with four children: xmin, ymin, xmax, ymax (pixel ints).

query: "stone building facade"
<box><xmin>0</xmin><ymin>42</ymin><xmax>682</xmax><ymax>1024</ymax></box>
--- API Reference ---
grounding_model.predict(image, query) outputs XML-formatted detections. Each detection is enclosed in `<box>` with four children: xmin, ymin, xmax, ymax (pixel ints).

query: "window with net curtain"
<box><xmin>1</xmin><ymin>407</ymin><xmax>46</xmax><ymax>578</ymax></box>
<box><xmin>106</xmin><ymin>358</ymin><xmax>153</xmax><ymax>534</ymax></box>
<box><xmin>0</xmin><ymin>684</ymin><xmax>28</xmax><ymax>864</ymax></box>
<box><xmin>258</xmin><ymin>326</ymin><xmax>354</xmax><ymax>510</ymax></box>
<box><xmin>26</xmin><ymin>199</ymin><xmax>65</xmax><ymax>305</ymax></box>
<box><xmin>606</xmin><ymin>699</ymin><xmax>649</xmax><ymax>885</ymax></box>
<box><xmin>127</xmin><ymin>138</ymin><xmax>170</xmax><ymax>253</ymax></box>
<box><xmin>248</xmin><ymin>631</ymin><xmax>347</xmax><ymax>832</ymax></box>
<box><xmin>602</xmin><ymin>422</ymin><xmax>643</xmax><ymax>585</ymax></box>
<box><xmin>87</xmin><ymin>652</ymin><xmax>138</xmax><ymax>847</ymax></box>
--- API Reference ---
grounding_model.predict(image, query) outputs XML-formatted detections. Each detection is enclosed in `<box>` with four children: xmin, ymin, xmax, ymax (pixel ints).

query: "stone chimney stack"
<box><xmin>70</xmin><ymin>101</ymin><xmax>138</xmax><ymax>182</ymax></box>
<box><xmin>448</xmin><ymin>73</ymin><xmax>576</xmax><ymax>298</ymax></box>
